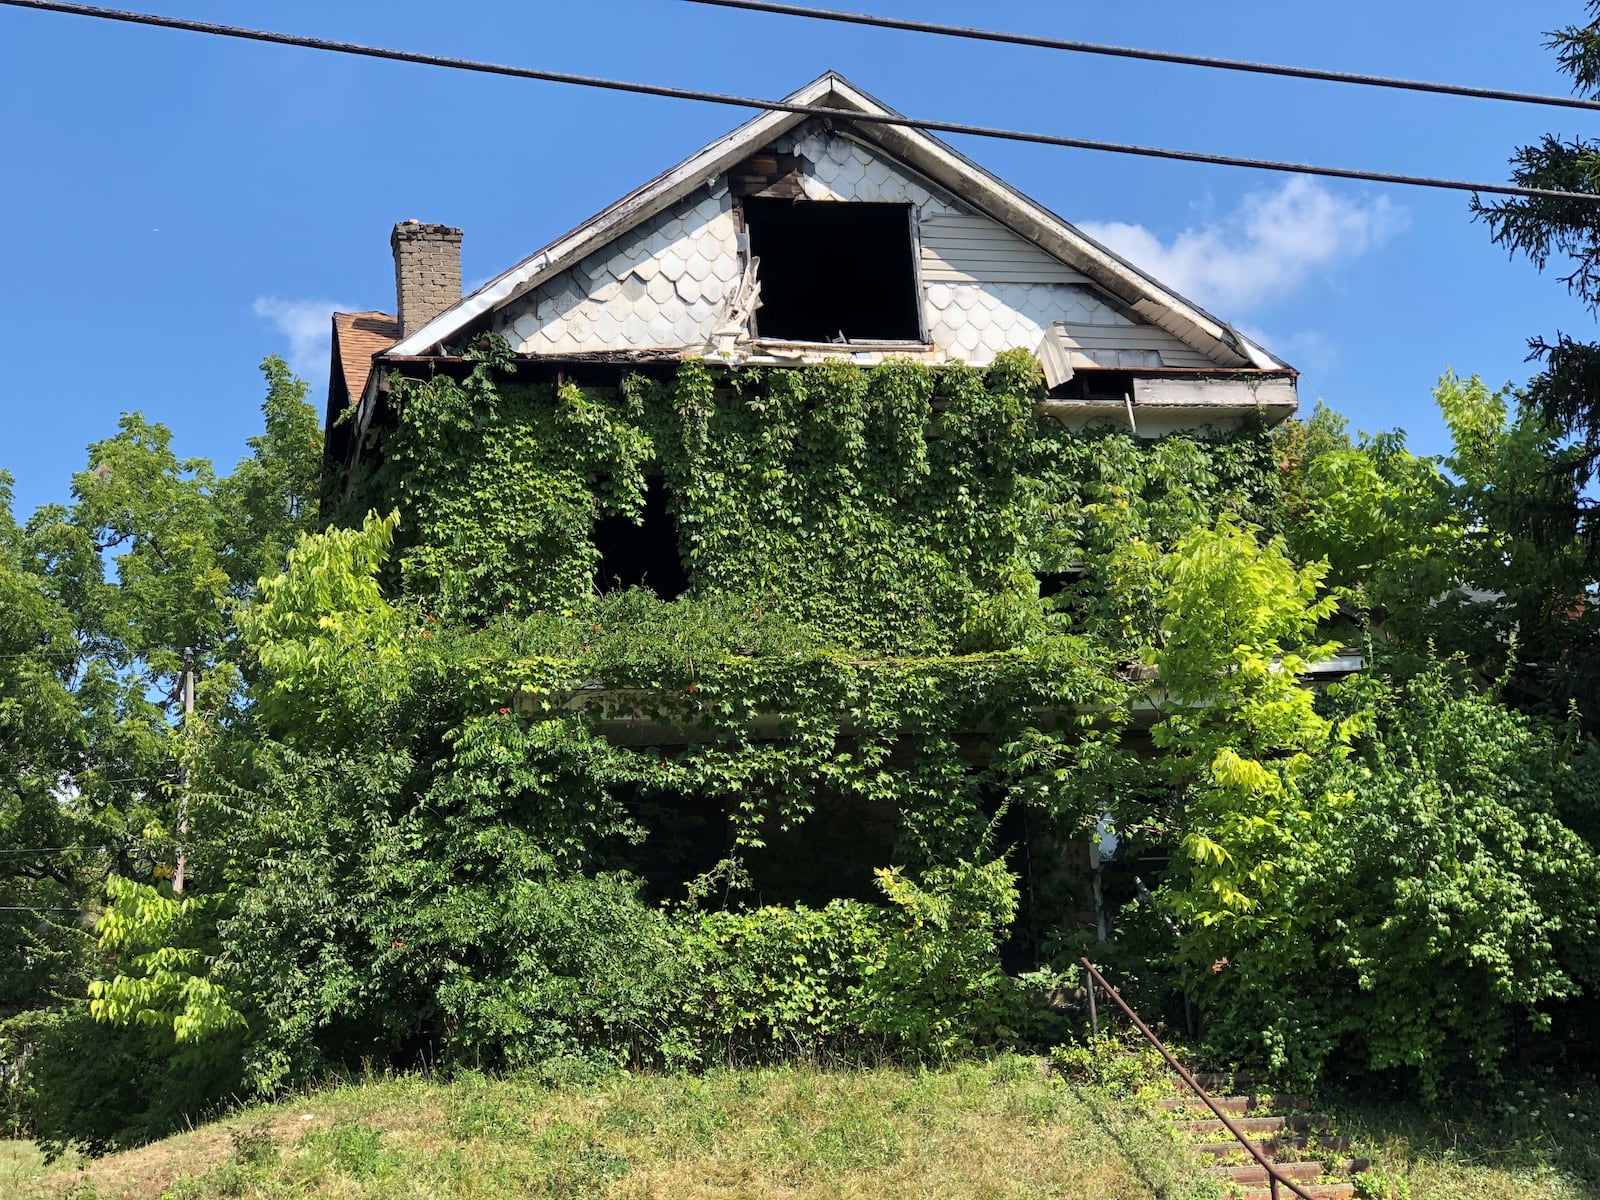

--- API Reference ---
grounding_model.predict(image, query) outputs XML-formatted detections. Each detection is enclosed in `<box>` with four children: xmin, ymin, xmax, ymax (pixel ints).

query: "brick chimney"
<box><xmin>391</xmin><ymin>220</ymin><xmax>463</xmax><ymax>337</ymax></box>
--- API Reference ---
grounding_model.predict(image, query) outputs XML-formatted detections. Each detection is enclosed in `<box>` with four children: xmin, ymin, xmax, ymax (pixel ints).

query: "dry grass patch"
<box><xmin>13</xmin><ymin>1056</ymin><xmax>1600</xmax><ymax>1200</ymax></box>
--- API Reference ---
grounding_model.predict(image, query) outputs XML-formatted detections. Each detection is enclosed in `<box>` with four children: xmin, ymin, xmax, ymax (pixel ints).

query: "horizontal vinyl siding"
<box><xmin>919</xmin><ymin>212</ymin><xmax>1088</xmax><ymax>284</ymax></box>
<box><xmin>1054</xmin><ymin>321</ymin><xmax>1216</xmax><ymax>368</ymax></box>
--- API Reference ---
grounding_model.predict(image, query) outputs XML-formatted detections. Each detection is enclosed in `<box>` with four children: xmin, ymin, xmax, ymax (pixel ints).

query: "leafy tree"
<box><xmin>0</xmin><ymin>472</ymin><xmax>101</xmax><ymax>1013</ymax></box>
<box><xmin>1281</xmin><ymin>374</ymin><xmax>1600</xmax><ymax>713</ymax></box>
<box><xmin>1472</xmin><ymin>2</ymin><xmax>1600</xmax><ymax>556</ymax></box>
<box><xmin>1123</xmin><ymin>402</ymin><xmax>1600</xmax><ymax>1090</ymax></box>
<box><xmin>1</xmin><ymin>357</ymin><xmax>319</xmax><ymax>1095</ymax></box>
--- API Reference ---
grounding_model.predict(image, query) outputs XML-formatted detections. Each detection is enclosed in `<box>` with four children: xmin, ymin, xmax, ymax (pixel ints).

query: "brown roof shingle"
<box><xmin>331</xmin><ymin>311</ymin><xmax>399</xmax><ymax>412</ymax></box>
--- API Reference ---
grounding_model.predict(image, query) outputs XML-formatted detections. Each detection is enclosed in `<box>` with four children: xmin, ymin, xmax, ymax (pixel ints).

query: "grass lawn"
<box><xmin>0</xmin><ymin>1058</ymin><xmax>1219</xmax><ymax>1200</ymax></box>
<box><xmin>2</xmin><ymin>1055</ymin><xmax>1597</xmax><ymax>1200</ymax></box>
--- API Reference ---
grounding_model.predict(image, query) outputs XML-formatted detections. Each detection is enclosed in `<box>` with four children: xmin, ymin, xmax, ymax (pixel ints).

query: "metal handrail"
<box><xmin>1079</xmin><ymin>957</ymin><xmax>1315</xmax><ymax>1200</ymax></box>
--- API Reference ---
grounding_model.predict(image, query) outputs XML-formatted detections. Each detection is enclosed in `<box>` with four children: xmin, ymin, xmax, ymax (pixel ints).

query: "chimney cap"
<box><xmin>391</xmin><ymin>219</ymin><xmax>462</xmax><ymax>239</ymax></box>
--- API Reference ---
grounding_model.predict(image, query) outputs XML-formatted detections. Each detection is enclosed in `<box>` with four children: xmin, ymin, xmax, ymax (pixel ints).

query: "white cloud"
<box><xmin>252</xmin><ymin>296</ymin><xmax>351</xmax><ymax>384</ymax></box>
<box><xmin>1077</xmin><ymin>177</ymin><xmax>1406</xmax><ymax>314</ymax></box>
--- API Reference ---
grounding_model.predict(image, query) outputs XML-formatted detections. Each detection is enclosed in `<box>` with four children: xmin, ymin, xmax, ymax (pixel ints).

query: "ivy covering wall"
<box><xmin>309</xmin><ymin>342</ymin><xmax>1284</xmax><ymax>937</ymax></box>
<box><xmin>349</xmin><ymin>340</ymin><xmax>1273</xmax><ymax>634</ymax></box>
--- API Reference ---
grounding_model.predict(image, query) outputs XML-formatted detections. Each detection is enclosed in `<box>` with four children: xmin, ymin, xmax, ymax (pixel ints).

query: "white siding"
<box><xmin>918</xmin><ymin>212</ymin><xmax>1089</xmax><ymax>285</ymax></box>
<box><xmin>496</xmin><ymin>192</ymin><xmax>741</xmax><ymax>354</ymax></box>
<box><xmin>924</xmin><ymin>283</ymin><xmax>1131</xmax><ymax>365</ymax></box>
<box><xmin>1051</xmin><ymin>321</ymin><xmax>1217</xmax><ymax>369</ymax></box>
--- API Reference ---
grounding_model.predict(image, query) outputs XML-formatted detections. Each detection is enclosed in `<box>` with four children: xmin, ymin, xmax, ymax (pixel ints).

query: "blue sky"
<box><xmin>1</xmin><ymin>0</ymin><xmax>1593</xmax><ymax>517</ymax></box>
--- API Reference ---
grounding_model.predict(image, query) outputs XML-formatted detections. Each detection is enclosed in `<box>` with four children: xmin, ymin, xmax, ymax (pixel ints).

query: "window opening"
<box><xmin>592</xmin><ymin>476</ymin><xmax>688</xmax><ymax>599</ymax></box>
<box><xmin>744</xmin><ymin>787</ymin><xmax>899</xmax><ymax>907</ymax></box>
<box><xmin>1057</xmin><ymin>369</ymin><xmax>1135</xmax><ymax>402</ymax></box>
<box><xmin>608</xmin><ymin>783</ymin><xmax>730</xmax><ymax>902</ymax></box>
<box><xmin>742</xmin><ymin>198</ymin><xmax>922</xmax><ymax>343</ymax></box>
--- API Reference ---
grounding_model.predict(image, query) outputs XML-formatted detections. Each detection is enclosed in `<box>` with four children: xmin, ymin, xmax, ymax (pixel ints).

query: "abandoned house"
<box><xmin>326</xmin><ymin>71</ymin><xmax>1296</xmax><ymax>463</ymax></box>
<box><xmin>319</xmin><ymin>71</ymin><xmax>1316</xmax><ymax>938</ymax></box>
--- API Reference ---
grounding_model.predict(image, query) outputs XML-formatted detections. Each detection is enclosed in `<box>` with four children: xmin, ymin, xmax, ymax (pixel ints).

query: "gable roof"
<box><xmin>385</xmin><ymin>72</ymin><xmax>1284</xmax><ymax>371</ymax></box>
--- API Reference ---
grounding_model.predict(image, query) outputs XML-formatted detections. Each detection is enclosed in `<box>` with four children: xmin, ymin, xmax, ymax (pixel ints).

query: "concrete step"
<box><xmin>1211</xmin><ymin>1159</ymin><xmax>1370</xmax><ymax>1186</ymax></box>
<box><xmin>1192</xmin><ymin>1071</ymin><xmax>1263</xmax><ymax>1092</ymax></box>
<box><xmin>1177</xmin><ymin>1113</ymin><xmax>1329</xmax><ymax>1136</ymax></box>
<box><xmin>1155</xmin><ymin>1094</ymin><xmax>1312</xmax><ymax>1115</ymax></box>
<box><xmin>1194</xmin><ymin>1134</ymin><xmax>1353</xmax><ymax>1160</ymax></box>
<box><xmin>1239</xmin><ymin>1185</ymin><xmax>1355</xmax><ymax>1200</ymax></box>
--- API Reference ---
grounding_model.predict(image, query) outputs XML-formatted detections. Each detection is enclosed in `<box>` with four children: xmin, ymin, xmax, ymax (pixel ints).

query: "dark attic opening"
<box><xmin>742</xmin><ymin>197</ymin><xmax>923</xmax><ymax>343</ymax></box>
<box><xmin>592</xmin><ymin>476</ymin><xmax>689</xmax><ymax>599</ymax></box>
<box><xmin>1054</xmin><ymin>369</ymin><xmax>1135</xmax><ymax>402</ymax></box>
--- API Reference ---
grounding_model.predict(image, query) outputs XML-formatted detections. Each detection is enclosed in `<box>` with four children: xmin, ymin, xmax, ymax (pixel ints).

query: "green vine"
<box><xmin>351</xmin><ymin>343</ymin><xmax>1276</xmax><ymax>654</ymax></box>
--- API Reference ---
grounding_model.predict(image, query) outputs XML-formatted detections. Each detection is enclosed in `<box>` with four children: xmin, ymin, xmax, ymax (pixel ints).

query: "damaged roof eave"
<box><xmin>384</xmin><ymin>70</ymin><xmax>1286</xmax><ymax>371</ymax></box>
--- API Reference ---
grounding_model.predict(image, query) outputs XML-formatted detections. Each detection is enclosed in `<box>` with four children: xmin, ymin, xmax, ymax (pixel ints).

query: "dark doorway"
<box><xmin>742</xmin><ymin>198</ymin><xmax>922</xmax><ymax>343</ymax></box>
<box><xmin>592</xmin><ymin>476</ymin><xmax>689</xmax><ymax>599</ymax></box>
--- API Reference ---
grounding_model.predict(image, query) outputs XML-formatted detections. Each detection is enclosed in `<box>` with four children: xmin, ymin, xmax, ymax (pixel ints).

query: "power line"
<box><xmin>0</xmin><ymin>0</ymin><xmax>1595</xmax><ymax>204</ymax></box>
<box><xmin>686</xmin><ymin>0</ymin><xmax>1600</xmax><ymax>113</ymax></box>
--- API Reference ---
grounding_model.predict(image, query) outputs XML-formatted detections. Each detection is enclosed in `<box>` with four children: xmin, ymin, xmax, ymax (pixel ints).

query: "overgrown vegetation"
<box><xmin>3</xmin><ymin>335</ymin><xmax>1600</xmax><ymax>1164</ymax></box>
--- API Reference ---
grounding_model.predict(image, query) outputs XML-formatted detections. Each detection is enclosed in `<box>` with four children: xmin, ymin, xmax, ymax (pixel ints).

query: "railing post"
<box><xmin>1087</xmin><ymin>970</ymin><xmax>1098</xmax><ymax>1038</ymax></box>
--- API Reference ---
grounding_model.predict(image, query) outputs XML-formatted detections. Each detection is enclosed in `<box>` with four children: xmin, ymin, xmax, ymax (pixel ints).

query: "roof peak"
<box><xmin>381</xmin><ymin>74</ymin><xmax>1280</xmax><ymax>372</ymax></box>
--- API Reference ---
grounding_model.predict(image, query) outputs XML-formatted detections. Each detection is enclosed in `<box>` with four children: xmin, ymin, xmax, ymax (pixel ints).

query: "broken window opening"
<box><xmin>606</xmin><ymin>783</ymin><xmax>731</xmax><ymax>903</ymax></box>
<box><xmin>1057</xmin><ymin>369</ymin><xmax>1135</xmax><ymax>402</ymax></box>
<box><xmin>744</xmin><ymin>785</ymin><xmax>899</xmax><ymax>908</ymax></box>
<box><xmin>592</xmin><ymin>476</ymin><xmax>689</xmax><ymax>599</ymax></box>
<box><xmin>742</xmin><ymin>198</ymin><xmax>923</xmax><ymax>344</ymax></box>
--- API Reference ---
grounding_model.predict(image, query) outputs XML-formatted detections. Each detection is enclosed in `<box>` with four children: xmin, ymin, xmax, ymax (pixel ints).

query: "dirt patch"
<box><xmin>40</xmin><ymin>1111</ymin><xmax>335</xmax><ymax>1200</ymax></box>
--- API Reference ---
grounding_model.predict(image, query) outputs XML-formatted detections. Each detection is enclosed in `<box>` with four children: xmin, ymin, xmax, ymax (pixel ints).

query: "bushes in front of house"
<box><xmin>5</xmin><ymin>857</ymin><xmax>1038</xmax><ymax>1157</ymax></box>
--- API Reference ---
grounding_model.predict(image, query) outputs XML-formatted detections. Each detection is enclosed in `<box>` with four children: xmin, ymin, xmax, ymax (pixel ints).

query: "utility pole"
<box><xmin>173</xmin><ymin>647</ymin><xmax>193</xmax><ymax>895</ymax></box>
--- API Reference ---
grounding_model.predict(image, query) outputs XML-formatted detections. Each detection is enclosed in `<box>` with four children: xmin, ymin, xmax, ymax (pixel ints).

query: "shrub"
<box><xmin>1</xmin><ymin>1004</ymin><xmax>242</xmax><ymax>1158</ymax></box>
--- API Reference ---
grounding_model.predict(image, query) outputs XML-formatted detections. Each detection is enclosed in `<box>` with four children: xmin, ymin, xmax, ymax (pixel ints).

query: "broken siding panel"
<box><xmin>1130</xmin><ymin>298</ymin><xmax>1251</xmax><ymax>369</ymax></box>
<box><xmin>1041</xmin><ymin>320</ymin><xmax>1217</xmax><ymax>370</ymax></box>
<box><xmin>495</xmin><ymin>191</ymin><xmax>742</xmax><ymax>354</ymax></box>
<box><xmin>780</xmin><ymin>125</ymin><xmax>953</xmax><ymax>212</ymax></box>
<box><xmin>1132</xmin><ymin>376</ymin><xmax>1297</xmax><ymax>410</ymax></box>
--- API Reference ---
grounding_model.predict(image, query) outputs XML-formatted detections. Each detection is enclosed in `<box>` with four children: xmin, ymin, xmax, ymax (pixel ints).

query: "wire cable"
<box><xmin>685</xmin><ymin>0</ymin><xmax>1600</xmax><ymax>113</ymax></box>
<box><xmin>0</xmin><ymin>0</ymin><xmax>1594</xmax><ymax>203</ymax></box>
